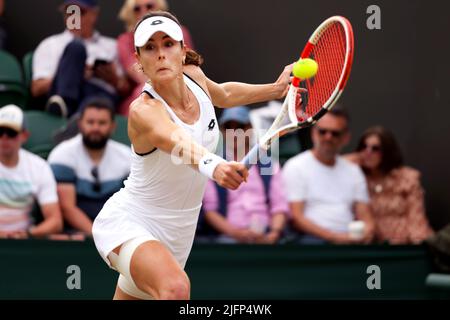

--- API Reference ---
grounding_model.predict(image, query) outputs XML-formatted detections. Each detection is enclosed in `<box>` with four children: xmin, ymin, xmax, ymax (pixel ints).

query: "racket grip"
<box><xmin>241</xmin><ymin>144</ymin><xmax>262</xmax><ymax>169</ymax></box>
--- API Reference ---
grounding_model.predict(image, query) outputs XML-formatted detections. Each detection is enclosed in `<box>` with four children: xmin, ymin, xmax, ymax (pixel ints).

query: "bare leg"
<box><xmin>111</xmin><ymin>241</ymin><xmax>190</xmax><ymax>300</ymax></box>
<box><xmin>113</xmin><ymin>285</ymin><xmax>140</xmax><ymax>300</ymax></box>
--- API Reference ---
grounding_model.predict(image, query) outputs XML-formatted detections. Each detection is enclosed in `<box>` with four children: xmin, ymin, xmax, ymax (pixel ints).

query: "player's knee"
<box><xmin>158</xmin><ymin>275</ymin><xmax>190</xmax><ymax>300</ymax></box>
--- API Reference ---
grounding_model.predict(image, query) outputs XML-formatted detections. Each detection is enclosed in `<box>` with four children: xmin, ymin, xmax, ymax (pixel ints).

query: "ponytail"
<box><xmin>185</xmin><ymin>48</ymin><xmax>204</xmax><ymax>67</ymax></box>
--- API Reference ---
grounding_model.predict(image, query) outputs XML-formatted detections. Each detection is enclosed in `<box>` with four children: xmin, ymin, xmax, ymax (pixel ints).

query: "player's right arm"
<box><xmin>128</xmin><ymin>94</ymin><xmax>248</xmax><ymax>189</ymax></box>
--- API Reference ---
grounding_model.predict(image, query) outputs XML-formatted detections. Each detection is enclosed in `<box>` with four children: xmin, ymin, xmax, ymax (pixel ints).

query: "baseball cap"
<box><xmin>61</xmin><ymin>0</ymin><xmax>98</xmax><ymax>9</ymax></box>
<box><xmin>134</xmin><ymin>16</ymin><xmax>184</xmax><ymax>47</ymax></box>
<box><xmin>0</xmin><ymin>105</ymin><xmax>25</xmax><ymax>132</ymax></box>
<box><xmin>219</xmin><ymin>106</ymin><xmax>251</xmax><ymax>126</ymax></box>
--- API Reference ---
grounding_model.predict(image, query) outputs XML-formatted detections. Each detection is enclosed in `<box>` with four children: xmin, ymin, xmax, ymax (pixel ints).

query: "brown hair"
<box><xmin>80</xmin><ymin>96</ymin><xmax>116</xmax><ymax>121</ymax></box>
<box><xmin>328</xmin><ymin>103</ymin><xmax>350</xmax><ymax>128</ymax></box>
<box><xmin>134</xmin><ymin>11</ymin><xmax>203</xmax><ymax>66</ymax></box>
<box><xmin>356</xmin><ymin>126</ymin><xmax>404</xmax><ymax>174</ymax></box>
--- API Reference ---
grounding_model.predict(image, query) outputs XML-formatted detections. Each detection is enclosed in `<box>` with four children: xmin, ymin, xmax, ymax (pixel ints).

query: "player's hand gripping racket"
<box><xmin>242</xmin><ymin>16</ymin><xmax>354</xmax><ymax>168</ymax></box>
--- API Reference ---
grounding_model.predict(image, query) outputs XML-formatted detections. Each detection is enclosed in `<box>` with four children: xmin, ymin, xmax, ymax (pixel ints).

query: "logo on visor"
<box><xmin>151</xmin><ymin>20</ymin><xmax>163</xmax><ymax>26</ymax></box>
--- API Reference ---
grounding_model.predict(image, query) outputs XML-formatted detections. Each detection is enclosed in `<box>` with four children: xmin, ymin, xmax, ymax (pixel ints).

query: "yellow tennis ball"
<box><xmin>293</xmin><ymin>58</ymin><xmax>318</xmax><ymax>79</ymax></box>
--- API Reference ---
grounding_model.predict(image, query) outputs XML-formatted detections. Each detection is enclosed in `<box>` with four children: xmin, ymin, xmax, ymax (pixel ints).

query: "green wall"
<box><xmin>0</xmin><ymin>239</ymin><xmax>444</xmax><ymax>300</ymax></box>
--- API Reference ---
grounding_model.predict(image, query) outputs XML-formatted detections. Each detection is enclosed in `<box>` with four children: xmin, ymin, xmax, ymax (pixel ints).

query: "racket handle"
<box><xmin>241</xmin><ymin>144</ymin><xmax>262</xmax><ymax>169</ymax></box>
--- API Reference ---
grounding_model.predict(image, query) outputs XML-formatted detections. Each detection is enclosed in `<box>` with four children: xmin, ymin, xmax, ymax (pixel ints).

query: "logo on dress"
<box><xmin>208</xmin><ymin>119</ymin><xmax>216</xmax><ymax>131</ymax></box>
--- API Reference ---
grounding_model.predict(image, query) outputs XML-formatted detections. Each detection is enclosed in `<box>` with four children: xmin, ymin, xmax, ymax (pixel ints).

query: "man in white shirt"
<box><xmin>48</xmin><ymin>97</ymin><xmax>131</xmax><ymax>235</ymax></box>
<box><xmin>282</xmin><ymin>106</ymin><xmax>375</xmax><ymax>244</ymax></box>
<box><xmin>0</xmin><ymin>105</ymin><xmax>63</xmax><ymax>238</ymax></box>
<box><xmin>31</xmin><ymin>0</ymin><xmax>129</xmax><ymax>117</ymax></box>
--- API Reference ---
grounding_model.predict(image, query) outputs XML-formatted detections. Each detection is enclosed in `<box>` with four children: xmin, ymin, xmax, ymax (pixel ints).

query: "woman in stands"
<box><xmin>347</xmin><ymin>126</ymin><xmax>434</xmax><ymax>244</ymax></box>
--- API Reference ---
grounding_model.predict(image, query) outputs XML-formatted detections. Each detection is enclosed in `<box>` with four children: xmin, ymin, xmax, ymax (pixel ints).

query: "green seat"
<box><xmin>0</xmin><ymin>86</ymin><xmax>27</xmax><ymax>107</ymax></box>
<box><xmin>0</xmin><ymin>50</ymin><xmax>24</xmax><ymax>84</ymax></box>
<box><xmin>111</xmin><ymin>114</ymin><xmax>130</xmax><ymax>145</ymax></box>
<box><xmin>22</xmin><ymin>51</ymin><xmax>33</xmax><ymax>90</ymax></box>
<box><xmin>22</xmin><ymin>51</ymin><xmax>34</xmax><ymax>109</ymax></box>
<box><xmin>23</xmin><ymin>111</ymin><xmax>67</xmax><ymax>159</ymax></box>
<box><xmin>21</xmin><ymin>51</ymin><xmax>47</xmax><ymax>111</ymax></box>
<box><xmin>0</xmin><ymin>50</ymin><xmax>27</xmax><ymax>108</ymax></box>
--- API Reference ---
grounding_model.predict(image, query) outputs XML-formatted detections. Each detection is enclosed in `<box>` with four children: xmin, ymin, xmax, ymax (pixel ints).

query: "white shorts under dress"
<box><xmin>92</xmin><ymin>189</ymin><xmax>201</xmax><ymax>270</ymax></box>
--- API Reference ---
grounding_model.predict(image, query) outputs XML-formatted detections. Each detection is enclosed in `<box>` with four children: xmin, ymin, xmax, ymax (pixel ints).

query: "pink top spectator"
<box><xmin>117</xmin><ymin>27</ymin><xmax>195</xmax><ymax>115</ymax></box>
<box><xmin>202</xmin><ymin>164</ymin><xmax>289</xmax><ymax>230</ymax></box>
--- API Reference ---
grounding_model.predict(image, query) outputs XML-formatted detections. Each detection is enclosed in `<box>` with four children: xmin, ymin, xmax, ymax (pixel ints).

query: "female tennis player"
<box><xmin>92</xmin><ymin>11</ymin><xmax>292</xmax><ymax>300</ymax></box>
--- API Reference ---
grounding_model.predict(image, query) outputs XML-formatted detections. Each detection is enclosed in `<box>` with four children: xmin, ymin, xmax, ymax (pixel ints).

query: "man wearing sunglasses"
<box><xmin>31</xmin><ymin>0</ymin><xmax>130</xmax><ymax>118</ymax></box>
<box><xmin>0</xmin><ymin>105</ymin><xmax>63</xmax><ymax>239</ymax></box>
<box><xmin>282</xmin><ymin>106</ymin><xmax>375</xmax><ymax>244</ymax></box>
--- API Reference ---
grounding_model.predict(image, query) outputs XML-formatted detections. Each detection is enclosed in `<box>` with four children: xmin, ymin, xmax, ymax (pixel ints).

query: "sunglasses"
<box><xmin>133</xmin><ymin>3</ymin><xmax>155</xmax><ymax>13</ymax></box>
<box><xmin>91</xmin><ymin>167</ymin><xmax>101</xmax><ymax>192</ymax></box>
<box><xmin>316</xmin><ymin>127</ymin><xmax>345</xmax><ymax>138</ymax></box>
<box><xmin>361</xmin><ymin>143</ymin><xmax>382</xmax><ymax>153</ymax></box>
<box><xmin>0</xmin><ymin>127</ymin><xmax>19</xmax><ymax>138</ymax></box>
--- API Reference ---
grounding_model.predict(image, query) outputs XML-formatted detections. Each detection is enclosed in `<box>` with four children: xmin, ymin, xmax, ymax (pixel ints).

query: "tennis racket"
<box><xmin>242</xmin><ymin>15</ymin><xmax>354</xmax><ymax>168</ymax></box>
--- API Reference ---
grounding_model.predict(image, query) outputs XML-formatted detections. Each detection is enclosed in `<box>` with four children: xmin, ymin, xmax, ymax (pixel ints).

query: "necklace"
<box><xmin>175</xmin><ymin>86</ymin><xmax>194</xmax><ymax>119</ymax></box>
<box><xmin>374</xmin><ymin>183</ymin><xmax>383</xmax><ymax>193</ymax></box>
<box><xmin>369</xmin><ymin>173</ymin><xmax>385</xmax><ymax>194</ymax></box>
<box><xmin>371</xmin><ymin>177</ymin><xmax>384</xmax><ymax>193</ymax></box>
<box><xmin>185</xmin><ymin>86</ymin><xmax>192</xmax><ymax>110</ymax></box>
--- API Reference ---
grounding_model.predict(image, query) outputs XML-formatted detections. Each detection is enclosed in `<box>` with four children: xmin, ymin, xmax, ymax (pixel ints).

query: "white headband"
<box><xmin>134</xmin><ymin>16</ymin><xmax>184</xmax><ymax>47</ymax></box>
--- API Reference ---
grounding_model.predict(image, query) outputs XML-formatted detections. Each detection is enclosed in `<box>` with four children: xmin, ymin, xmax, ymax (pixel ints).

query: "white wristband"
<box><xmin>198</xmin><ymin>153</ymin><xmax>226</xmax><ymax>180</ymax></box>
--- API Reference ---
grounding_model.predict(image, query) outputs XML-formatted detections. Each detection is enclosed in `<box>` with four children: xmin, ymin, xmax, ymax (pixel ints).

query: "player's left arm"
<box><xmin>183</xmin><ymin>64</ymin><xmax>292</xmax><ymax>108</ymax></box>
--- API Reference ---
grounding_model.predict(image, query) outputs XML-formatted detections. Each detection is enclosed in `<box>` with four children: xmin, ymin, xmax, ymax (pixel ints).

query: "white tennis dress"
<box><xmin>92</xmin><ymin>74</ymin><xmax>219</xmax><ymax>269</ymax></box>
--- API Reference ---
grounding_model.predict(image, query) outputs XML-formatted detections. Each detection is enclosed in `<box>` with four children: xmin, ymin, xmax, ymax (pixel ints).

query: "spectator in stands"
<box><xmin>282</xmin><ymin>106</ymin><xmax>375</xmax><ymax>244</ymax></box>
<box><xmin>201</xmin><ymin>107</ymin><xmax>289</xmax><ymax>244</ymax></box>
<box><xmin>116</xmin><ymin>0</ymin><xmax>195</xmax><ymax>115</ymax></box>
<box><xmin>48</xmin><ymin>97</ymin><xmax>130</xmax><ymax>235</ymax></box>
<box><xmin>0</xmin><ymin>105</ymin><xmax>63</xmax><ymax>238</ymax></box>
<box><xmin>0</xmin><ymin>0</ymin><xmax>6</xmax><ymax>49</ymax></box>
<box><xmin>347</xmin><ymin>126</ymin><xmax>434</xmax><ymax>244</ymax></box>
<box><xmin>31</xmin><ymin>0</ymin><xmax>130</xmax><ymax>118</ymax></box>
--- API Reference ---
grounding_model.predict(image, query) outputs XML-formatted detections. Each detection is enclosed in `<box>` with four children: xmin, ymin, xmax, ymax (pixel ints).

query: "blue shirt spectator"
<box><xmin>48</xmin><ymin>97</ymin><xmax>131</xmax><ymax>234</ymax></box>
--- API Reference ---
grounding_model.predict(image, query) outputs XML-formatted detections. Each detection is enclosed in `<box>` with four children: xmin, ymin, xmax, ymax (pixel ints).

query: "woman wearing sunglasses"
<box><xmin>117</xmin><ymin>0</ymin><xmax>195</xmax><ymax>115</ymax></box>
<box><xmin>347</xmin><ymin>126</ymin><xmax>434</xmax><ymax>244</ymax></box>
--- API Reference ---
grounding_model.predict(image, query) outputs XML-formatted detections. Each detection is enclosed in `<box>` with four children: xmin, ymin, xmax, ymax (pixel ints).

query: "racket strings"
<box><xmin>297</xmin><ymin>22</ymin><xmax>348</xmax><ymax>121</ymax></box>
